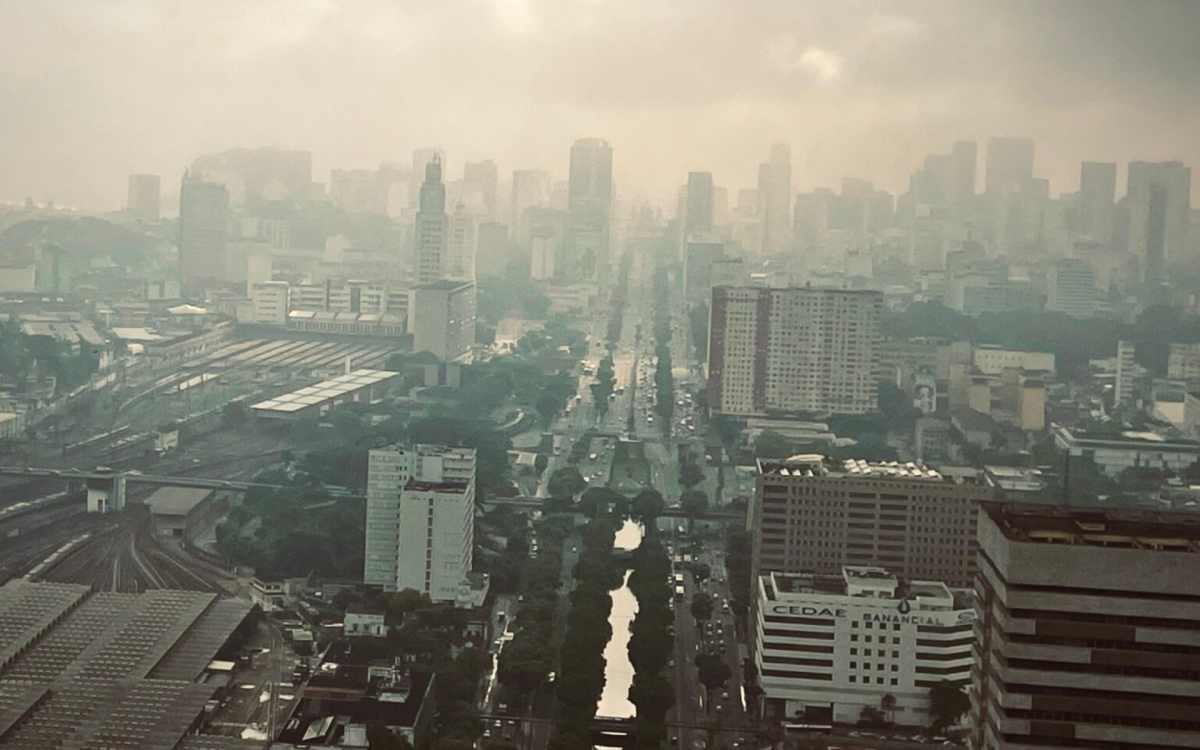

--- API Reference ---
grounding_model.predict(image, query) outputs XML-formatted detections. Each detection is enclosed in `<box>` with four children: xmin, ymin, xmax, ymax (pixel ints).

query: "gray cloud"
<box><xmin>1</xmin><ymin>0</ymin><xmax>1197</xmax><ymax>209</ymax></box>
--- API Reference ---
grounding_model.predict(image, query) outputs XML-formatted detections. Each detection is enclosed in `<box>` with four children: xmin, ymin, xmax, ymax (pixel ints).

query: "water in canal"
<box><xmin>596</xmin><ymin>519</ymin><xmax>643</xmax><ymax>719</ymax></box>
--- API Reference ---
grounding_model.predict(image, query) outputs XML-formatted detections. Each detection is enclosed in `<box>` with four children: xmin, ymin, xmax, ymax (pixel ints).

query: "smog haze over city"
<box><xmin>1</xmin><ymin>3</ymin><xmax>1200</xmax><ymax>750</ymax></box>
<box><xmin>3</xmin><ymin>1</ymin><xmax>1200</xmax><ymax>208</ymax></box>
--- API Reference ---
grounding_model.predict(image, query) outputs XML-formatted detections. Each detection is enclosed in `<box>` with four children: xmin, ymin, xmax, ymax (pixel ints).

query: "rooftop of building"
<box><xmin>250</xmin><ymin>369</ymin><xmax>398</xmax><ymax>413</ymax></box>
<box><xmin>413</xmin><ymin>279</ymin><xmax>474</xmax><ymax>292</ymax></box>
<box><xmin>145</xmin><ymin>486</ymin><xmax>214</xmax><ymax>516</ymax></box>
<box><xmin>1052</xmin><ymin>422</ymin><xmax>1200</xmax><ymax>449</ymax></box>
<box><xmin>757</xmin><ymin>455</ymin><xmax>954</xmax><ymax>483</ymax></box>
<box><xmin>0</xmin><ymin>581</ymin><xmax>252</xmax><ymax>748</ymax></box>
<box><xmin>983</xmin><ymin>502</ymin><xmax>1200</xmax><ymax>551</ymax></box>
<box><xmin>762</xmin><ymin>567</ymin><xmax>963</xmax><ymax>606</ymax></box>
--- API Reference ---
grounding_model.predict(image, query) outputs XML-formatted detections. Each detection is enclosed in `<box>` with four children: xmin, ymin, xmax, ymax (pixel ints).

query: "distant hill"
<box><xmin>0</xmin><ymin>217</ymin><xmax>151</xmax><ymax>267</ymax></box>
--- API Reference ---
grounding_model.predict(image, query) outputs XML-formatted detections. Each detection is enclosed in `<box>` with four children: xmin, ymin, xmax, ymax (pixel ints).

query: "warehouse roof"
<box><xmin>250</xmin><ymin>369</ymin><xmax>399</xmax><ymax>414</ymax></box>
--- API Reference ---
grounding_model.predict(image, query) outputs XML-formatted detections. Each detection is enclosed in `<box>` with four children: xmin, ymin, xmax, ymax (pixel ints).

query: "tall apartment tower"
<box><xmin>1126</xmin><ymin>160</ymin><xmax>1191</xmax><ymax>278</ymax></box>
<box><xmin>415</xmin><ymin>155</ymin><xmax>449</xmax><ymax>284</ymax></box>
<box><xmin>565</xmin><ymin>138</ymin><xmax>613</xmax><ymax>282</ymax></box>
<box><xmin>685</xmin><ymin>171</ymin><xmax>715</xmax><ymax>237</ymax></box>
<box><xmin>758</xmin><ymin>144</ymin><xmax>792</xmax><ymax>256</ymax></box>
<box><xmin>752</xmin><ymin>456</ymin><xmax>993</xmax><ymax>589</ymax></box>
<box><xmin>127</xmin><ymin>174</ymin><xmax>161</xmax><ymax>221</ymax></box>
<box><xmin>1077</xmin><ymin>162</ymin><xmax>1116</xmax><ymax>244</ymax></box>
<box><xmin>364</xmin><ymin>444</ymin><xmax>476</xmax><ymax>601</ymax></box>
<box><xmin>1046</xmin><ymin>258</ymin><xmax>1098</xmax><ymax>319</ymax></box>
<box><xmin>1114</xmin><ymin>339</ymin><xmax>1136</xmax><ymax>407</ymax></box>
<box><xmin>178</xmin><ymin>171</ymin><xmax>229</xmax><ymax>287</ymax></box>
<box><xmin>707</xmin><ymin>286</ymin><xmax>883</xmax><ymax>416</ymax></box>
<box><xmin>971</xmin><ymin>503</ymin><xmax>1200</xmax><ymax>750</ymax></box>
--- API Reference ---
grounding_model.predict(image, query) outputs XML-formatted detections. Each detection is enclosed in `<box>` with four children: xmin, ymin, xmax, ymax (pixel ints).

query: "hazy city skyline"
<box><xmin>3</xmin><ymin>0</ymin><xmax>1199</xmax><ymax>209</ymax></box>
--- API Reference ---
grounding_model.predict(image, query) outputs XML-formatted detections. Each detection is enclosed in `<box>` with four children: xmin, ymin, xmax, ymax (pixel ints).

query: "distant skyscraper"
<box><xmin>984</xmin><ymin>137</ymin><xmax>1035</xmax><ymax>196</ymax></box>
<box><xmin>951</xmin><ymin>140</ymin><xmax>977</xmax><ymax>210</ymax></box>
<box><xmin>447</xmin><ymin>202</ymin><xmax>477</xmax><ymax>281</ymax></box>
<box><xmin>415</xmin><ymin>155</ymin><xmax>449</xmax><ymax>284</ymax></box>
<box><xmin>178</xmin><ymin>172</ymin><xmax>229</xmax><ymax>287</ymax></box>
<box><xmin>1046</xmin><ymin>258</ymin><xmax>1098</xmax><ymax>319</ymax></box>
<box><xmin>126</xmin><ymin>174</ymin><xmax>160</xmax><ymax>221</ymax></box>
<box><xmin>984</xmin><ymin>137</ymin><xmax>1036</xmax><ymax>254</ymax></box>
<box><xmin>462</xmin><ymin>160</ymin><xmax>498</xmax><ymax>218</ymax></box>
<box><xmin>971</xmin><ymin>502</ymin><xmax>1200</xmax><ymax>750</ymax></box>
<box><xmin>685</xmin><ymin>171</ymin><xmax>715</xmax><ymax>237</ymax></box>
<box><xmin>758</xmin><ymin>144</ymin><xmax>792</xmax><ymax>256</ymax></box>
<box><xmin>1126</xmin><ymin>161</ymin><xmax>1191</xmax><ymax>279</ymax></box>
<box><xmin>411</xmin><ymin>148</ymin><xmax>444</xmax><ymax>208</ymax></box>
<box><xmin>1078</xmin><ymin>161</ymin><xmax>1116</xmax><ymax>243</ymax></box>
<box><xmin>566</xmin><ymin>138</ymin><xmax>613</xmax><ymax>281</ymax></box>
<box><xmin>707</xmin><ymin>286</ymin><xmax>882</xmax><ymax>416</ymax></box>
<box><xmin>511</xmin><ymin>169</ymin><xmax>550</xmax><ymax>244</ymax></box>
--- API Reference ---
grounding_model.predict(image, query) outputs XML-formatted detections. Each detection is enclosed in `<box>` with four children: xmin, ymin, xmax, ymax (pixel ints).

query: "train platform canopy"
<box><xmin>250</xmin><ymin>368</ymin><xmax>400</xmax><ymax>419</ymax></box>
<box><xmin>146</xmin><ymin>486</ymin><xmax>215</xmax><ymax>517</ymax></box>
<box><xmin>0</xmin><ymin>580</ymin><xmax>252</xmax><ymax>749</ymax></box>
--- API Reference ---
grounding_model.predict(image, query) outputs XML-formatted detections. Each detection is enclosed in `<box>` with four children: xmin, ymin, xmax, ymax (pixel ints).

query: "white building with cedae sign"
<box><xmin>755</xmin><ymin>566</ymin><xmax>974</xmax><ymax>727</ymax></box>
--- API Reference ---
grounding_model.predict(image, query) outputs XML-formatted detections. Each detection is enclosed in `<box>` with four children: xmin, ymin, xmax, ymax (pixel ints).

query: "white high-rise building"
<box><xmin>1114</xmin><ymin>339</ymin><xmax>1136</xmax><ymax>407</ymax></box>
<box><xmin>364</xmin><ymin>444</ymin><xmax>475</xmax><ymax>601</ymax></box>
<box><xmin>758</xmin><ymin>144</ymin><xmax>792</xmax><ymax>256</ymax></box>
<box><xmin>707</xmin><ymin>286</ymin><xmax>882</xmax><ymax>416</ymax></box>
<box><xmin>415</xmin><ymin>155</ymin><xmax>449</xmax><ymax>284</ymax></box>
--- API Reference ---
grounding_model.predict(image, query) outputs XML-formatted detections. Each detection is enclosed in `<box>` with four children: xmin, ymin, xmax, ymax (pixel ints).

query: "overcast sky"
<box><xmin>2</xmin><ymin>0</ymin><xmax>1198</xmax><ymax>211</ymax></box>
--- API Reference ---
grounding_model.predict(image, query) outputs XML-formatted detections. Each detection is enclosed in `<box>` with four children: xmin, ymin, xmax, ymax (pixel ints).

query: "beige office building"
<box><xmin>752</xmin><ymin>456</ymin><xmax>993</xmax><ymax>588</ymax></box>
<box><xmin>971</xmin><ymin>502</ymin><xmax>1200</xmax><ymax>750</ymax></box>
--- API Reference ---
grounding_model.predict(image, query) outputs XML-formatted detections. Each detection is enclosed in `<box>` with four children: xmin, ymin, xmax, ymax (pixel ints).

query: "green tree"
<box><xmin>368</xmin><ymin>722</ymin><xmax>413</xmax><ymax>750</ymax></box>
<box><xmin>694</xmin><ymin>653</ymin><xmax>731</xmax><ymax>700</ymax></box>
<box><xmin>534</xmin><ymin>453</ymin><xmax>549</xmax><ymax>476</ymax></box>
<box><xmin>679</xmin><ymin>459</ymin><xmax>704</xmax><ymax>488</ymax></box>
<box><xmin>928</xmin><ymin>681</ymin><xmax>970</xmax><ymax>732</ymax></box>
<box><xmin>680</xmin><ymin>488</ymin><xmax>708</xmax><ymax>533</ymax></box>
<box><xmin>547</xmin><ymin>466</ymin><xmax>586</xmax><ymax>499</ymax></box>
<box><xmin>631</xmin><ymin>489</ymin><xmax>665</xmax><ymax>521</ymax></box>
<box><xmin>690</xmin><ymin>593</ymin><xmax>714</xmax><ymax>622</ymax></box>
<box><xmin>753</xmin><ymin>430</ymin><xmax>793</xmax><ymax>459</ymax></box>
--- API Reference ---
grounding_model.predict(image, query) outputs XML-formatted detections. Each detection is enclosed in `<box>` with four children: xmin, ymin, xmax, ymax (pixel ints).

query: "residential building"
<box><xmin>364</xmin><ymin>445</ymin><xmax>476</xmax><ymax>601</ymax></box>
<box><xmin>511</xmin><ymin>169</ymin><xmax>550</xmax><ymax>242</ymax></box>
<box><xmin>126</xmin><ymin>174</ymin><xmax>160</xmax><ymax>220</ymax></box>
<box><xmin>179</xmin><ymin>172</ymin><xmax>229</xmax><ymax>286</ymax></box>
<box><xmin>756</xmin><ymin>567</ymin><xmax>974</xmax><ymax>727</ymax></box>
<box><xmin>415</xmin><ymin>154</ymin><xmax>448</xmax><ymax>284</ymax></box>
<box><xmin>971</xmin><ymin>347</ymin><xmax>1055</xmax><ymax>376</ymax></box>
<box><xmin>1051</xmin><ymin>423</ymin><xmax>1200</xmax><ymax>477</ymax></box>
<box><xmin>1115</xmin><ymin>339</ymin><xmax>1136</xmax><ymax>406</ymax></box>
<box><xmin>752</xmin><ymin>456</ymin><xmax>993</xmax><ymax>589</ymax></box>
<box><xmin>971</xmin><ymin>502</ymin><xmax>1200</xmax><ymax>750</ymax></box>
<box><xmin>707</xmin><ymin>286</ymin><xmax>883</xmax><ymax>417</ymax></box>
<box><xmin>409</xmin><ymin>279</ymin><xmax>476</xmax><ymax>362</ymax></box>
